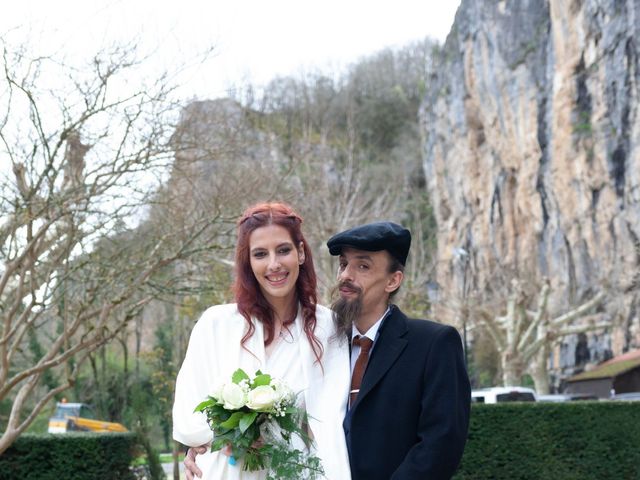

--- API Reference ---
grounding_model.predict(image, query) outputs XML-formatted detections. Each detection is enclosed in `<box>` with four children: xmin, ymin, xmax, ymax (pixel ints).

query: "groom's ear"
<box><xmin>385</xmin><ymin>270</ymin><xmax>404</xmax><ymax>294</ymax></box>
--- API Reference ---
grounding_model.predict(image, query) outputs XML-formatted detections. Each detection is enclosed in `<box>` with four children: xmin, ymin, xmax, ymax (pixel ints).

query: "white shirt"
<box><xmin>350</xmin><ymin>307</ymin><xmax>390</xmax><ymax>374</ymax></box>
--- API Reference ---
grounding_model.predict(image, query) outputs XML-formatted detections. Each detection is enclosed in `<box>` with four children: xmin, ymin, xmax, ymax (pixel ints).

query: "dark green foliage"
<box><xmin>28</xmin><ymin>329</ymin><xmax>58</xmax><ymax>394</ymax></box>
<box><xmin>265</xmin><ymin>444</ymin><xmax>324</xmax><ymax>480</ymax></box>
<box><xmin>0</xmin><ymin>432</ymin><xmax>138</xmax><ymax>480</ymax></box>
<box><xmin>454</xmin><ymin>403</ymin><xmax>640</xmax><ymax>479</ymax></box>
<box><xmin>127</xmin><ymin>376</ymin><xmax>167</xmax><ymax>480</ymax></box>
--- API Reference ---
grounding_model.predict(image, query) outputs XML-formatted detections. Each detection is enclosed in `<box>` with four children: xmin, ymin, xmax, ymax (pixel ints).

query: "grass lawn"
<box><xmin>134</xmin><ymin>452</ymin><xmax>185</xmax><ymax>466</ymax></box>
<box><xmin>160</xmin><ymin>452</ymin><xmax>185</xmax><ymax>463</ymax></box>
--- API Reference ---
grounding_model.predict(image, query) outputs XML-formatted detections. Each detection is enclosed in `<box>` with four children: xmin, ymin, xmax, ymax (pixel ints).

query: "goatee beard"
<box><xmin>330</xmin><ymin>282</ymin><xmax>363</xmax><ymax>341</ymax></box>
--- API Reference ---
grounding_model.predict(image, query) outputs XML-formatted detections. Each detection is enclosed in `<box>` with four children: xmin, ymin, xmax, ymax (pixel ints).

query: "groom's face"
<box><xmin>335</xmin><ymin>247</ymin><xmax>397</xmax><ymax>313</ymax></box>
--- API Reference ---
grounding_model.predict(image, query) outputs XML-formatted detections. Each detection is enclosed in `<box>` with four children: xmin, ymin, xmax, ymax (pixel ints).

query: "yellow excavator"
<box><xmin>48</xmin><ymin>400</ymin><xmax>128</xmax><ymax>433</ymax></box>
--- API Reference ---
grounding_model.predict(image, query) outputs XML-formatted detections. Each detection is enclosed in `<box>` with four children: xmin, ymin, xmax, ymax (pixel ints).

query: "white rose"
<box><xmin>246</xmin><ymin>385</ymin><xmax>277</xmax><ymax>411</ymax></box>
<box><xmin>210</xmin><ymin>382</ymin><xmax>224</xmax><ymax>402</ymax></box>
<box><xmin>221</xmin><ymin>383</ymin><xmax>247</xmax><ymax>410</ymax></box>
<box><xmin>271</xmin><ymin>378</ymin><xmax>293</xmax><ymax>404</ymax></box>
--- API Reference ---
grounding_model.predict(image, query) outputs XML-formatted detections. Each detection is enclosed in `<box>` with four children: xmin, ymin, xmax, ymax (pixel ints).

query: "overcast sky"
<box><xmin>1</xmin><ymin>0</ymin><xmax>460</xmax><ymax>100</ymax></box>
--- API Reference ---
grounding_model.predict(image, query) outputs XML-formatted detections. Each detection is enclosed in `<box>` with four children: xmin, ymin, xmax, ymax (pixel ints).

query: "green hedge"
<box><xmin>3</xmin><ymin>404</ymin><xmax>639</xmax><ymax>479</ymax></box>
<box><xmin>0</xmin><ymin>432</ymin><xmax>138</xmax><ymax>480</ymax></box>
<box><xmin>454</xmin><ymin>402</ymin><xmax>640</xmax><ymax>479</ymax></box>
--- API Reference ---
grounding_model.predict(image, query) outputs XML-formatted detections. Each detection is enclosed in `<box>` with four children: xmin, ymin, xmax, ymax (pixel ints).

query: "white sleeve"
<box><xmin>172</xmin><ymin>313</ymin><xmax>215</xmax><ymax>447</ymax></box>
<box><xmin>305</xmin><ymin>306</ymin><xmax>352</xmax><ymax>479</ymax></box>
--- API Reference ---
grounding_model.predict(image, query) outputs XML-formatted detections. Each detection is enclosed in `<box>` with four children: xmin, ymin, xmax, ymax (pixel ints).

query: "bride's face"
<box><xmin>248</xmin><ymin>224</ymin><xmax>304</xmax><ymax>305</ymax></box>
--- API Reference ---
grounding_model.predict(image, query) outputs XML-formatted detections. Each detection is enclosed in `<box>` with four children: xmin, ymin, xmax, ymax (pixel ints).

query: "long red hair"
<box><xmin>233</xmin><ymin>202</ymin><xmax>323</xmax><ymax>363</ymax></box>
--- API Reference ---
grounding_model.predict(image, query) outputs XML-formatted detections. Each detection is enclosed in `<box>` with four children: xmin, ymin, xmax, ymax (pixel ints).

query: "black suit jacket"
<box><xmin>344</xmin><ymin>305</ymin><xmax>470</xmax><ymax>479</ymax></box>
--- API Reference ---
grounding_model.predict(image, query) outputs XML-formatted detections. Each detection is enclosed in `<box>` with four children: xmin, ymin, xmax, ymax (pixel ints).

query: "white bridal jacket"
<box><xmin>172</xmin><ymin>303</ymin><xmax>352</xmax><ymax>479</ymax></box>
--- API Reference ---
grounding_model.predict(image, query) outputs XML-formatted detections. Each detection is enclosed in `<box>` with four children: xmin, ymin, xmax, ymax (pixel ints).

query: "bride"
<box><xmin>172</xmin><ymin>202</ymin><xmax>351</xmax><ymax>479</ymax></box>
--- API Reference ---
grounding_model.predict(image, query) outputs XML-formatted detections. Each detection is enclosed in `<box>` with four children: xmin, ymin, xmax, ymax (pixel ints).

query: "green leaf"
<box><xmin>208</xmin><ymin>403</ymin><xmax>228</xmax><ymax>417</ymax></box>
<box><xmin>252</xmin><ymin>373</ymin><xmax>271</xmax><ymax>387</ymax></box>
<box><xmin>219</xmin><ymin>411</ymin><xmax>244</xmax><ymax>430</ymax></box>
<box><xmin>239</xmin><ymin>411</ymin><xmax>258</xmax><ymax>433</ymax></box>
<box><xmin>232</xmin><ymin>368</ymin><xmax>250</xmax><ymax>384</ymax></box>
<box><xmin>211</xmin><ymin>438</ymin><xmax>228</xmax><ymax>452</ymax></box>
<box><xmin>264</xmin><ymin>444</ymin><xmax>325</xmax><ymax>479</ymax></box>
<box><xmin>277</xmin><ymin>414</ymin><xmax>297</xmax><ymax>432</ymax></box>
<box><xmin>193</xmin><ymin>398</ymin><xmax>214</xmax><ymax>412</ymax></box>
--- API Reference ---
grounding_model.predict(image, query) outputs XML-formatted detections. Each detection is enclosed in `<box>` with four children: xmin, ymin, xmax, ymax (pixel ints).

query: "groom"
<box><xmin>327</xmin><ymin>221</ymin><xmax>470</xmax><ymax>479</ymax></box>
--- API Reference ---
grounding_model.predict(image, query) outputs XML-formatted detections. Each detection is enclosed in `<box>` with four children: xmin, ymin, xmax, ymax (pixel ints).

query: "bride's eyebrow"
<box><xmin>250</xmin><ymin>242</ymin><xmax>293</xmax><ymax>252</ymax></box>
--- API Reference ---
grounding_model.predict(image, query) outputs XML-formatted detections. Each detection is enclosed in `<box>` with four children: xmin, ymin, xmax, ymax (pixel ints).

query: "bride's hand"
<box><xmin>184</xmin><ymin>444</ymin><xmax>209</xmax><ymax>479</ymax></box>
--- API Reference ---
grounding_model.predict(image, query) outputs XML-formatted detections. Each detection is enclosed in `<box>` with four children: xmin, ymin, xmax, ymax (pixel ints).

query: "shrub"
<box><xmin>0</xmin><ymin>432</ymin><xmax>138</xmax><ymax>480</ymax></box>
<box><xmin>454</xmin><ymin>402</ymin><xmax>640</xmax><ymax>479</ymax></box>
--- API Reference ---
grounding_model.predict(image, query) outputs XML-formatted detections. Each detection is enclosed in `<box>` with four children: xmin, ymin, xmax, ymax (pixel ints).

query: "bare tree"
<box><xmin>0</xmin><ymin>40</ymin><xmax>228</xmax><ymax>454</ymax></box>
<box><xmin>474</xmin><ymin>278</ymin><xmax>609</xmax><ymax>393</ymax></box>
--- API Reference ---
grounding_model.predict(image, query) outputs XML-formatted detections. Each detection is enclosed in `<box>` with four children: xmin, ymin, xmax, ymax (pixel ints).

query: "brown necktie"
<box><xmin>350</xmin><ymin>335</ymin><xmax>374</xmax><ymax>406</ymax></box>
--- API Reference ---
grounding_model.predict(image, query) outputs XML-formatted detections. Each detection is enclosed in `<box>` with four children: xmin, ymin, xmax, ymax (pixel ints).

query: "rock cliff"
<box><xmin>421</xmin><ymin>0</ymin><xmax>640</xmax><ymax>373</ymax></box>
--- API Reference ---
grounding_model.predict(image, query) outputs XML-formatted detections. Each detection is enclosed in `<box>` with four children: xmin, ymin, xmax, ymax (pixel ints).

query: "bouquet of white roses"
<box><xmin>195</xmin><ymin>368</ymin><xmax>324</xmax><ymax>480</ymax></box>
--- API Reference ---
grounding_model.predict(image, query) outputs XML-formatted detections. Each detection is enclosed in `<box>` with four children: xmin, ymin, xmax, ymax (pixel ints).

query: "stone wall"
<box><xmin>421</xmin><ymin>0</ymin><xmax>640</xmax><ymax>375</ymax></box>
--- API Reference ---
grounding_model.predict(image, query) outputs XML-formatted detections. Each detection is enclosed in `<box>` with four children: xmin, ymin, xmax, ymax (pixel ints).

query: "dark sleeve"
<box><xmin>391</xmin><ymin>325</ymin><xmax>471</xmax><ymax>480</ymax></box>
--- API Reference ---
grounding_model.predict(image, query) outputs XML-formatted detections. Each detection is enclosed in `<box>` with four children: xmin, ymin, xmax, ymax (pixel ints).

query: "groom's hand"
<box><xmin>184</xmin><ymin>444</ymin><xmax>208</xmax><ymax>479</ymax></box>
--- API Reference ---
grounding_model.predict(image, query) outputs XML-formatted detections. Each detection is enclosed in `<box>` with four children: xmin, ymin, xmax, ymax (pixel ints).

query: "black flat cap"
<box><xmin>327</xmin><ymin>221</ymin><xmax>411</xmax><ymax>265</ymax></box>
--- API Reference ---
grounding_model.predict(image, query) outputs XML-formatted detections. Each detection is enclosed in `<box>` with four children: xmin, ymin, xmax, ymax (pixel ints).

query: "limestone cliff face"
<box><xmin>421</xmin><ymin>0</ymin><xmax>640</xmax><ymax>365</ymax></box>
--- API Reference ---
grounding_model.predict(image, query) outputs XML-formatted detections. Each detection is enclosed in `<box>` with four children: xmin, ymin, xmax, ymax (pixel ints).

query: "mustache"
<box><xmin>338</xmin><ymin>280</ymin><xmax>362</xmax><ymax>294</ymax></box>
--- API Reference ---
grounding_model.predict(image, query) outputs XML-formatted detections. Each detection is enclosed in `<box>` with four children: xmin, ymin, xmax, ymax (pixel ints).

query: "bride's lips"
<box><xmin>265</xmin><ymin>272</ymin><xmax>289</xmax><ymax>286</ymax></box>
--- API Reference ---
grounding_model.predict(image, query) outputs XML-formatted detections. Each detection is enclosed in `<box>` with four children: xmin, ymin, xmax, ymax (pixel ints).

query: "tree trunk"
<box><xmin>89</xmin><ymin>353</ymin><xmax>101</xmax><ymax>408</ymax></box>
<box><xmin>530</xmin><ymin>350</ymin><xmax>551</xmax><ymax>394</ymax></box>
<box><xmin>0</xmin><ymin>430</ymin><xmax>18</xmax><ymax>456</ymax></box>
<box><xmin>119</xmin><ymin>335</ymin><xmax>129</xmax><ymax>420</ymax></box>
<box><xmin>501</xmin><ymin>352</ymin><xmax>521</xmax><ymax>386</ymax></box>
<box><xmin>135</xmin><ymin>315</ymin><xmax>143</xmax><ymax>379</ymax></box>
<box><xmin>173</xmin><ymin>441</ymin><xmax>181</xmax><ymax>480</ymax></box>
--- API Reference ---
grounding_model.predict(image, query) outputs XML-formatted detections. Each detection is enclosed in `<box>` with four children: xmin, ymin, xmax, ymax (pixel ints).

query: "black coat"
<box><xmin>344</xmin><ymin>306</ymin><xmax>471</xmax><ymax>479</ymax></box>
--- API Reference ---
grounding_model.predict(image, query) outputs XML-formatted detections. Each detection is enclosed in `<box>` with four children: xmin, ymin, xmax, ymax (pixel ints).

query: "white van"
<box><xmin>471</xmin><ymin>386</ymin><xmax>537</xmax><ymax>404</ymax></box>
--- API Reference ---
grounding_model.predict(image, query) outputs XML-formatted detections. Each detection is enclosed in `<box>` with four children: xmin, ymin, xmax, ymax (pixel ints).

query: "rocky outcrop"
<box><xmin>421</xmin><ymin>0</ymin><xmax>640</xmax><ymax>373</ymax></box>
<box><xmin>167</xmin><ymin>99</ymin><xmax>279</xmax><ymax>200</ymax></box>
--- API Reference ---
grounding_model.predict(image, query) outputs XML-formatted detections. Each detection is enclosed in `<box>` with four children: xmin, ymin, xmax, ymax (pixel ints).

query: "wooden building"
<box><xmin>565</xmin><ymin>350</ymin><xmax>640</xmax><ymax>399</ymax></box>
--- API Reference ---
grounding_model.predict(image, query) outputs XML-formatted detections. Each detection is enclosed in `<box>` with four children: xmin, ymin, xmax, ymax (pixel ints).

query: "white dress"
<box><xmin>172</xmin><ymin>303</ymin><xmax>351</xmax><ymax>479</ymax></box>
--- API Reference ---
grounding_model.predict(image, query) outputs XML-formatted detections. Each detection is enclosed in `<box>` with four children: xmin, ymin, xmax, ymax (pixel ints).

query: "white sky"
<box><xmin>1</xmin><ymin>0</ymin><xmax>461</xmax><ymax>101</ymax></box>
